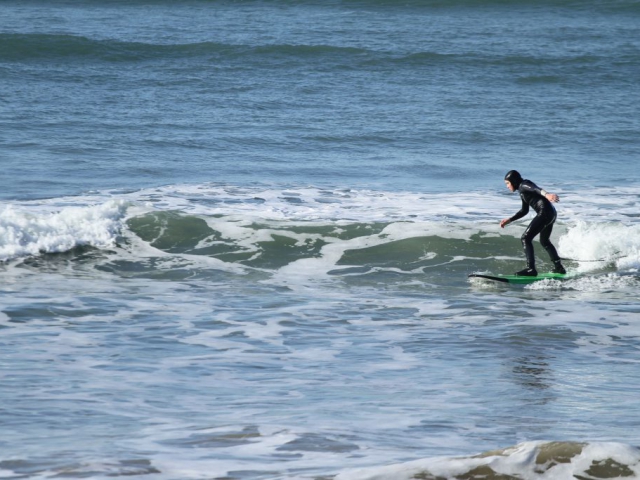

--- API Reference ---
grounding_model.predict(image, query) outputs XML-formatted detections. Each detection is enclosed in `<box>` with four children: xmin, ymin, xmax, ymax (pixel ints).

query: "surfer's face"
<box><xmin>505</xmin><ymin>180</ymin><xmax>515</xmax><ymax>192</ymax></box>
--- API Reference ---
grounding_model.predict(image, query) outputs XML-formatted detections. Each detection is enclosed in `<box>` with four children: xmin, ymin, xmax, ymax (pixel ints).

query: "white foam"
<box><xmin>0</xmin><ymin>200</ymin><xmax>125</xmax><ymax>262</ymax></box>
<box><xmin>0</xmin><ymin>468</ymin><xmax>17</xmax><ymax>479</ymax></box>
<box><xmin>526</xmin><ymin>273</ymin><xmax>638</xmax><ymax>292</ymax></box>
<box><xmin>114</xmin><ymin>183</ymin><xmax>504</xmax><ymax>225</ymax></box>
<box><xmin>15</xmin><ymin>182</ymin><xmax>640</xmax><ymax>226</ymax></box>
<box><xmin>558</xmin><ymin>221</ymin><xmax>640</xmax><ymax>273</ymax></box>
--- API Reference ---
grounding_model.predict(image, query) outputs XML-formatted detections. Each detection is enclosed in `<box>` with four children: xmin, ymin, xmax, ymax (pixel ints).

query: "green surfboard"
<box><xmin>468</xmin><ymin>272</ymin><xmax>570</xmax><ymax>284</ymax></box>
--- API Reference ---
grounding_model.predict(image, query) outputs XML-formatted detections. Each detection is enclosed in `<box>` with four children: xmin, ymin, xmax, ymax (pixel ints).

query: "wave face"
<box><xmin>3</xmin><ymin>184</ymin><xmax>639</xmax><ymax>288</ymax></box>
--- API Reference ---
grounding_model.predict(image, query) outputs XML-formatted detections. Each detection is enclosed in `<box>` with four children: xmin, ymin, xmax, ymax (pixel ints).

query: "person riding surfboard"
<box><xmin>500</xmin><ymin>170</ymin><xmax>566</xmax><ymax>276</ymax></box>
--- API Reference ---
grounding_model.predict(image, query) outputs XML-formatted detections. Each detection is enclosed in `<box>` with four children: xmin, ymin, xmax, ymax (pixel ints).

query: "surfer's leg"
<box><xmin>519</xmin><ymin>217</ymin><xmax>544</xmax><ymax>275</ymax></box>
<box><xmin>539</xmin><ymin>214</ymin><xmax>565</xmax><ymax>273</ymax></box>
<box><xmin>539</xmin><ymin>221</ymin><xmax>560</xmax><ymax>262</ymax></box>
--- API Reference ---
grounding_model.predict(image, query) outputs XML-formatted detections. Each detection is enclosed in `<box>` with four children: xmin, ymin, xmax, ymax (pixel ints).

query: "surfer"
<box><xmin>500</xmin><ymin>170</ymin><xmax>566</xmax><ymax>276</ymax></box>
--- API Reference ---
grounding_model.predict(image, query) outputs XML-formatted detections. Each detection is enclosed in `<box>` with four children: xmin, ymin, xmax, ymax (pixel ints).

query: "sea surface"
<box><xmin>1</xmin><ymin>1</ymin><xmax>640</xmax><ymax>479</ymax></box>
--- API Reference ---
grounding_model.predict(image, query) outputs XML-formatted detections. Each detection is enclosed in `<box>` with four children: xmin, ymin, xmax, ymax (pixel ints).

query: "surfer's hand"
<box><xmin>500</xmin><ymin>218</ymin><xmax>510</xmax><ymax>228</ymax></box>
<box><xmin>546</xmin><ymin>193</ymin><xmax>560</xmax><ymax>203</ymax></box>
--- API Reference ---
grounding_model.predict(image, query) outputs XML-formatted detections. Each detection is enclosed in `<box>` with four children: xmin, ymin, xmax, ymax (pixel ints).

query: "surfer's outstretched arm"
<box><xmin>500</xmin><ymin>198</ymin><xmax>528</xmax><ymax>228</ymax></box>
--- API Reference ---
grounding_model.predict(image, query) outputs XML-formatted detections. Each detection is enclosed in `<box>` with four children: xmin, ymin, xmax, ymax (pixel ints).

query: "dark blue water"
<box><xmin>2</xmin><ymin>0</ymin><xmax>639</xmax><ymax>200</ymax></box>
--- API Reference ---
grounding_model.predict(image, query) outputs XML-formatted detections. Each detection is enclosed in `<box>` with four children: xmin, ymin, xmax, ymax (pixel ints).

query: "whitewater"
<box><xmin>2</xmin><ymin>184</ymin><xmax>640</xmax><ymax>479</ymax></box>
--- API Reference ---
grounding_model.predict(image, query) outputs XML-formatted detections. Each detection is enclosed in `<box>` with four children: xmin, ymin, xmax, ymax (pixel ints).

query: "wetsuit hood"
<box><xmin>505</xmin><ymin>170</ymin><xmax>523</xmax><ymax>190</ymax></box>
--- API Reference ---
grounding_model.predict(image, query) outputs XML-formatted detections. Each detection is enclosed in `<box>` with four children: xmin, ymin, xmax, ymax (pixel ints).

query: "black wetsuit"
<box><xmin>508</xmin><ymin>180</ymin><xmax>561</xmax><ymax>270</ymax></box>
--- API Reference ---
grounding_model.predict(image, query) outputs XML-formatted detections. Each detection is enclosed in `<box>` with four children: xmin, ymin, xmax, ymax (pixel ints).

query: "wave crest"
<box><xmin>0</xmin><ymin>201</ymin><xmax>126</xmax><ymax>262</ymax></box>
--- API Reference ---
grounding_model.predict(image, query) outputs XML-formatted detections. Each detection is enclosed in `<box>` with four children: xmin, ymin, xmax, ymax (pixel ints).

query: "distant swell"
<box><xmin>2</xmin><ymin>33</ymin><xmax>629</xmax><ymax>71</ymax></box>
<box><xmin>18</xmin><ymin>0</ymin><xmax>639</xmax><ymax>10</ymax></box>
<box><xmin>0</xmin><ymin>34</ymin><xmax>368</xmax><ymax>63</ymax></box>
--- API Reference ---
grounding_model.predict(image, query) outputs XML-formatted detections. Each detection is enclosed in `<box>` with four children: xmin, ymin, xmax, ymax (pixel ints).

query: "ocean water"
<box><xmin>1</xmin><ymin>1</ymin><xmax>640</xmax><ymax>479</ymax></box>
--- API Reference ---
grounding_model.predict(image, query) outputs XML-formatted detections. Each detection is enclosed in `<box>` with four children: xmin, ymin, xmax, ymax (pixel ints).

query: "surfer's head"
<box><xmin>504</xmin><ymin>170</ymin><xmax>522</xmax><ymax>191</ymax></box>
